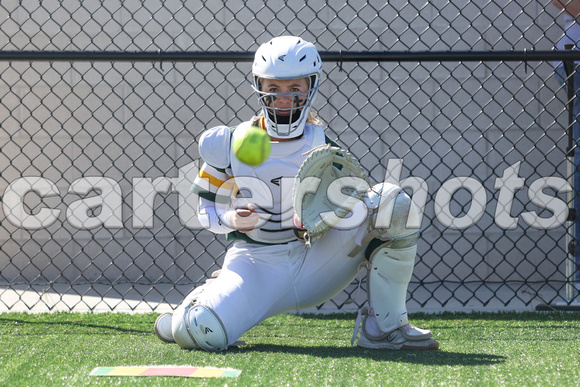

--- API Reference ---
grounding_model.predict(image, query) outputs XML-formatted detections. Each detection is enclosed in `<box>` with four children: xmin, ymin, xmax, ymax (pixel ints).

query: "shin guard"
<box><xmin>366</xmin><ymin>188</ymin><xmax>420</xmax><ymax>333</ymax></box>
<box><xmin>367</xmin><ymin>244</ymin><xmax>416</xmax><ymax>332</ymax></box>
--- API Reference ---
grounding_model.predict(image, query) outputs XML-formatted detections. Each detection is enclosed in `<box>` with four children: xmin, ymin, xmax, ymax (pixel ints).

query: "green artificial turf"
<box><xmin>0</xmin><ymin>311</ymin><xmax>579</xmax><ymax>386</ymax></box>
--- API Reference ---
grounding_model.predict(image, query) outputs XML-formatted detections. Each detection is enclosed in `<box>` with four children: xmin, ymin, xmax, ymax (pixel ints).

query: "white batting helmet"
<box><xmin>252</xmin><ymin>36</ymin><xmax>322</xmax><ymax>139</ymax></box>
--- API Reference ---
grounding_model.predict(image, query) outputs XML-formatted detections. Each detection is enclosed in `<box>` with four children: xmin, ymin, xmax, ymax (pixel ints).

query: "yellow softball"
<box><xmin>232</xmin><ymin>125</ymin><xmax>271</xmax><ymax>166</ymax></box>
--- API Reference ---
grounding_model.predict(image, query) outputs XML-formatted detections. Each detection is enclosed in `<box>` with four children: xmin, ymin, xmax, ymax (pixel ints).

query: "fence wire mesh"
<box><xmin>0</xmin><ymin>1</ymin><xmax>578</xmax><ymax>312</ymax></box>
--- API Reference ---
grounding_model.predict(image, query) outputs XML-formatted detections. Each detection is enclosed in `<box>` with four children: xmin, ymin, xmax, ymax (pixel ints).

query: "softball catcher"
<box><xmin>155</xmin><ymin>36</ymin><xmax>439</xmax><ymax>352</ymax></box>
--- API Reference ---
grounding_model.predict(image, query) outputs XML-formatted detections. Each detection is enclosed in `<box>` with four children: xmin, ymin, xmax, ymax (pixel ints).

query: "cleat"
<box><xmin>357</xmin><ymin>323</ymin><xmax>439</xmax><ymax>350</ymax></box>
<box><xmin>154</xmin><ymin>313</ymin><xmax>175</xmax><ymax>343</ymax></box>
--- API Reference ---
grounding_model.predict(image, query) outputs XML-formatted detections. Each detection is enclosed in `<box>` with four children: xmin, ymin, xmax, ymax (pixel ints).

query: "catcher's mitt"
<box><xmin>293</xmin><ymin>145</ymin><xmax>369</xmax><ymax>246</ymax></box>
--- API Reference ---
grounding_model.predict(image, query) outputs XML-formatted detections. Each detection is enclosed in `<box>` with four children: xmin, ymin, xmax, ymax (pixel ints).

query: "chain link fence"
<box><xmin>0</xmin><ymin>1</ymin><xmax>578</xmax><ymax>313</ymax></box>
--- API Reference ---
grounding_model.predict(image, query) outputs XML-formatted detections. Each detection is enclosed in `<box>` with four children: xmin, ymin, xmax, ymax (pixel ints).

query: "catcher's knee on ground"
<box><xmin>155</xmin><ymin>270</ymin><xmax>223</xmax><ymax>347</ymax></box>
<box><xmin>171</xmin><ymin>303</ymin><xmax>228</xmax><ymax>352</ymax></box>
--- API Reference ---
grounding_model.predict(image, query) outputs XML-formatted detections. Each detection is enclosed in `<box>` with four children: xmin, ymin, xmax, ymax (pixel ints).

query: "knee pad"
<box><xmin>361</xmin><ymin>186</ymin><xmax>419</xmax><ymax>260</ymax></box>
<box><xmin>372</xmin><ymin>183</ymin><xmax>421</xmax><ymax>241</ymax></box>
<box><xmin>172</xmin><ymin>303</ymin><xmax>228</xmax><ymax>352</ymax></box>
<box><xmin>349</xmin><ymin>183</ymin><xmax>419</xmax><ymax>258</ymax></box>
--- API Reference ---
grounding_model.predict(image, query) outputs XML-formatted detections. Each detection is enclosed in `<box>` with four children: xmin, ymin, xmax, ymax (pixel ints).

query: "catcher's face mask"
<box><xmin>255</xmin><ymin>77</ymin><xmax>314</xmax><ymax>137</ymax></box>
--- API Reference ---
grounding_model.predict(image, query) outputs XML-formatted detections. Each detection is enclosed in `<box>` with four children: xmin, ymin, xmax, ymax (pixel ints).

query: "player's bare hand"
<box><xmin>293</xmin><ymin>213</ymin><xmax>307</xmax><ymax>242</ymax></box>
<box><xmin>228</xmin><ymin>204</ymin><xmax>260</xmax><ymax>233</ymax></box>
<box><xmin>293</xmin><ymin>213</ymin><xmax>304</xmax><ymax>229</ymax></box>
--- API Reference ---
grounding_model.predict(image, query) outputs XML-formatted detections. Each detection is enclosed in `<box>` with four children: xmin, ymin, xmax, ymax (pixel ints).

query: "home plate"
<box><xmin>90</xmin><ymin>366</ymin><xmax>241</xmax><ymax>378</ymax></box>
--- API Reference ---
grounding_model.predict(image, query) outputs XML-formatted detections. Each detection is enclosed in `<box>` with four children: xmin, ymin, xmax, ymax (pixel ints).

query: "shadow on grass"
<box><xmin>295</xmin><ymin>311</ymin><xmax>580</xmax><ymax>322</ymax></box>
<box><xmin>230</xmin><ymin>344</ymin><xmax>506</xmax><ymax>366</ymax></box>
<box><xmin>0</xmin><ymin>315</ymin><xmax>150</xmax><ymax>335</ymax></box>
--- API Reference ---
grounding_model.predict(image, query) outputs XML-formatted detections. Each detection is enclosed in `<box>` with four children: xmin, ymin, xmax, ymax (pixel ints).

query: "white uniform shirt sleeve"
<box><xmin>198</xmin><ymin>196</ymin><xmax>236</xmax><ymax>234</ymax></box>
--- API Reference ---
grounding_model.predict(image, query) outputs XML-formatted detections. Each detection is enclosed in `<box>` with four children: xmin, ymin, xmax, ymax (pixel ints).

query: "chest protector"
<box><xmin>227</xmin><ymin>121</ymin><xmax>326</xmax><ymax>244</ymax></box>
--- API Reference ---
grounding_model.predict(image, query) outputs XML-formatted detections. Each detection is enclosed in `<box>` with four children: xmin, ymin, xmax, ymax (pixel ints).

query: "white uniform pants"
<box><xmin>196</xmin><ymin>222</ymin><xmax>368</xmax><ymax>346</ymax></box>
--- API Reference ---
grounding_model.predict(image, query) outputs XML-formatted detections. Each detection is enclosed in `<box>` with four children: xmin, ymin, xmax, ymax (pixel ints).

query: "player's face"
<box><xmin>260</xmin><ymin>78</ymin><xmax>310</xmax><ymax>114</ymax></box>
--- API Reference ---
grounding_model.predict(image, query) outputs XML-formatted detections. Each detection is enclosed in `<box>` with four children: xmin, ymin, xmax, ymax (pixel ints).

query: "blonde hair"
<box><xmin>307</xmin><ymin>109</ymin><xmax>324</xmax><ymax>126</ymax></box>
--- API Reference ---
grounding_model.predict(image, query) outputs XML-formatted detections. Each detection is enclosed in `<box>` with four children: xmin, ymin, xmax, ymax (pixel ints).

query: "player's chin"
<box><xmin>272</xmin><ymin>111</ymin><xmax>302</xmax><ymax>124</ymax></box>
